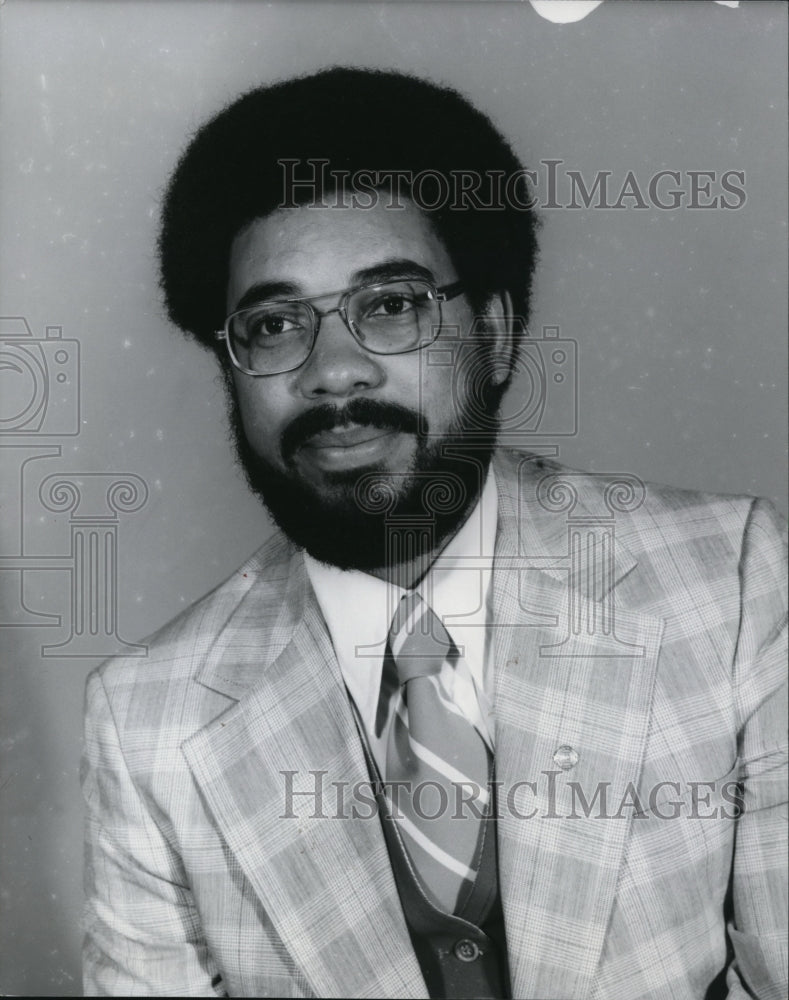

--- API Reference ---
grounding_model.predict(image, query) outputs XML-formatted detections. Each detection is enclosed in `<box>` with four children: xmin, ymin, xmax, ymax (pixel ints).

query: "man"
<box><xmin>81</xmin><ymin>68</ymin><xmax>787</xmax><ymax>998</ymax></box>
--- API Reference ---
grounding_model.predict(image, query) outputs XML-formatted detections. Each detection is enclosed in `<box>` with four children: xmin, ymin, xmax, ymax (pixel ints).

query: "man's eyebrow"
<box><xmin>350</xmin><ymin>259</ymin><xmax>438</xmax><ymax>286</ymax></box>
<box><xmin>232</xmin><ymin>259</ymin><xmax>441</xmax><ymax>313</ymax></box>
<box><xmin>234</xmin><ymin>281</ymin><xmax>302</xmax><ymax>312</ymax></box>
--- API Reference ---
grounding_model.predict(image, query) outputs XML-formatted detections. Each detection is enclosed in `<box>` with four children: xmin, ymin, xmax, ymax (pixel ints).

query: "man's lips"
<box><xmin>294</xmin><ymin>423</ymin><xmax>407</xmax><ymax>472</ymax></box>
<box><xmin>301</xmin><ymin>424</ymin><xmax>398</xmax><ymax>451</ymax></box>
<box><xmin>280</xmin><ymin>400</ymin><xmax>422</xmax><ymax>463</ymax></box>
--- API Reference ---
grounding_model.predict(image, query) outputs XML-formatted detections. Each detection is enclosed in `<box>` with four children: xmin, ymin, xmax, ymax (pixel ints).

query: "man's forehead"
<box><xmin>226</xmin><ymin>200</ymin><xmax>455</xmax><ymax>307</ymax></box>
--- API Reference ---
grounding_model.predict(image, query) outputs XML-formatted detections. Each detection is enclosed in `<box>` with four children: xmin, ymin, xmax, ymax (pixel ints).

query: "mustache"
<box><xmin>281</xmin><ymin>397</ymin><xmax>424</xmax><ymax>462</ymax></box>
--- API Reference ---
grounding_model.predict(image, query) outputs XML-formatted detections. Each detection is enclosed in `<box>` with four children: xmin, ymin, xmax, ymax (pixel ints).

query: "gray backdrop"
<box><xmin>0</xmin><ymin>1</ymin><xmax>786</xmax><ymax>994</ymax></box>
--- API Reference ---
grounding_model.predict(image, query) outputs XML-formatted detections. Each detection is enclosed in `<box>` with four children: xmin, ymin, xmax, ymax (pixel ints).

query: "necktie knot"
<box><xmin>388</xmin><ymin>592</ymin><xmax>452</xmax><ymax>685</ymax></box>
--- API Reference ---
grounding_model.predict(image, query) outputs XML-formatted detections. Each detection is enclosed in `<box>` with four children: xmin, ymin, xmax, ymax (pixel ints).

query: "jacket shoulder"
<box><xmin>496</xmin><ymin>447</ymin><xmax>786</xmax><ymax>556</ymax></box>
<box><xmin>89</xmin><ymin>530</ymin><xmax>294</xmax><ymax>693</ymax></box>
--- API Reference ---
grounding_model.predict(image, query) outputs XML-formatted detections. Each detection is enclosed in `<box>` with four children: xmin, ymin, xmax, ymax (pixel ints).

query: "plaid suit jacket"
<box><xmin>82</xmin><ymin>451</ymin><xmax>788</xmax><ymax>999</ymax></box>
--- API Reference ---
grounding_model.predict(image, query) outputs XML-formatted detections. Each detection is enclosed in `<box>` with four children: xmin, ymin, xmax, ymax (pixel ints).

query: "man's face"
<box><xmin>225</xmin><ymin>198</ymin><xmax>508</xmax><ymax>571</ymax></box>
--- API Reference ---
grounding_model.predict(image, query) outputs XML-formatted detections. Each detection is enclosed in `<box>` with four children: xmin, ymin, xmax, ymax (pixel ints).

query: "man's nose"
<box><xmin>294</xmin><ymin>311</ymin><xmax>385</xmax><ymax>399</ymax></box>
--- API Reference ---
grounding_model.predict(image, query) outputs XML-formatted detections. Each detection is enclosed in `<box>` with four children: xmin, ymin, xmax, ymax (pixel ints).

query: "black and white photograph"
<box><xmin>0</xmin><ymin>1</ymin><xmax>786</xmax><ymax>997</ymax></box>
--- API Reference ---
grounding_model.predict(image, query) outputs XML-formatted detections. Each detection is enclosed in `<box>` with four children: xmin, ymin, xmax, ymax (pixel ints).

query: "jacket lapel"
<box><xmin>182</xmin><ymin>547</ymin><xmax>426</xmax><ymax>999</ymax></box>
<box><xmin>492</xmin><ymin>453</ymin><xmax>664</xmax><ymax>999</ymax></box>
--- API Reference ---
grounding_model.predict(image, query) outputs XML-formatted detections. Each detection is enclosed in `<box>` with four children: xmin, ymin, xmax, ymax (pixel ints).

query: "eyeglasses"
<box><xmin>215</xmin><ymin>278</ymin><xmax>465</xmax><ymax>376</ymax></box>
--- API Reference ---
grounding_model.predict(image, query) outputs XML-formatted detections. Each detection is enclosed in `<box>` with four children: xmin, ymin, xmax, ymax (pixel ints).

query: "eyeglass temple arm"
<box><xmin>436</xmin><ymin>280</ymin><xmax>465</xmax><ymax>303</ymax></box>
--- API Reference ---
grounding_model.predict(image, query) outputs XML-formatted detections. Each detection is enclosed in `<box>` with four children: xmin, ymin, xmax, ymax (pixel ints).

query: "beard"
<box><xmin>225</xmin><ymin>380</ymin><xmax>500</xmax><ymax>573</ymax></box>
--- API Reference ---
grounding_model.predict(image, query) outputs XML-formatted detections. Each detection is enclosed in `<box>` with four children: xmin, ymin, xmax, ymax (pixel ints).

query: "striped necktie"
<box><xmin>384</xmin><ymin>591</ymin><xmax>490</xmax><ymax>914</ymax></box>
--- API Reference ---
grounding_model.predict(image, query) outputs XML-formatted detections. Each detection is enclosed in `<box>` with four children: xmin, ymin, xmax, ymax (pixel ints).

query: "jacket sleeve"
<box><xmin>726</xmin><ymin>498</ymin><xmax>788</xmax><ymax>1000</ymax></box>
<box><xmin>81</xmin><ymin>668</ymin><xmax>226</xmax><ymax>997</ymax></box>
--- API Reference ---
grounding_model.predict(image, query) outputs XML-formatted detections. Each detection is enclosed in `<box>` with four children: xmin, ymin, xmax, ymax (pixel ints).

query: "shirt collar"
<box><xmin>304</xmin><ymin>465</ymin><xmax>498</xmax><ymax>734</ymax></box>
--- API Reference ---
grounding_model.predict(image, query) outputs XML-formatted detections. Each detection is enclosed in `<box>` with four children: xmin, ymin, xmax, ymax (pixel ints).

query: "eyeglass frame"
<box><xmin>214</xmin><ymin>278</ymin><xmax>466</xmax><ymax>377</ymax></box>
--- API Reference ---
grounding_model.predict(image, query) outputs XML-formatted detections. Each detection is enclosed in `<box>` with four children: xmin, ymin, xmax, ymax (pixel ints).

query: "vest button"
<box><xmin>454</xmin><ymin>939</ymin><xmax>481</xmax><ymax>962</ymax></box>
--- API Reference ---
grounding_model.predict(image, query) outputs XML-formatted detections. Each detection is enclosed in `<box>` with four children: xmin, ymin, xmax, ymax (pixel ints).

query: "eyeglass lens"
<box><xmin>228</xmin><ymin>280</ymin><xmax>440</xmax><ymax>374</ymax></box>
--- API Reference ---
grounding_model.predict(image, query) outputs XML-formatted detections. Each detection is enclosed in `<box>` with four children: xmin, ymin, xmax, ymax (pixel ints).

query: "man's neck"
<box><xmin>365</xmin><ymin>544</ymin><xmax>447</xmax><ymax>591</ymax></box>
<box><xmin>363</xmin><ymin>473</ymin><xmax>492</xmax><ymax>590</ymax></box>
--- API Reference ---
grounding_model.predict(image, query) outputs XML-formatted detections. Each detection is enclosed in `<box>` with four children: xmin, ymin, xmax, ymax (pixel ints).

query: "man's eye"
<box><xmin>368</xmin><ymin>293</ymin><xmax>418</xmax><ymax>318</ymax></box>
<box><xmin>248</xmin><ymin>311</ymin><xmax>304</xmax><ymax>338</ymax></box>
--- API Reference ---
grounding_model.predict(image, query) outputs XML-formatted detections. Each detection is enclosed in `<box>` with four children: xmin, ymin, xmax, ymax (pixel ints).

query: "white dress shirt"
<box><xmin>305</xmin><ymin>467</ymin><xmax>498</xmax><ymax>776</ymax></box>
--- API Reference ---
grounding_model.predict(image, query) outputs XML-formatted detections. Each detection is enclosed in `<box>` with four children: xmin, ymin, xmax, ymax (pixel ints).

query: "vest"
<box><xmin>351</xmin><ymin>702</ymin><xmax>512</xmax><ymax>1000</ymax></box>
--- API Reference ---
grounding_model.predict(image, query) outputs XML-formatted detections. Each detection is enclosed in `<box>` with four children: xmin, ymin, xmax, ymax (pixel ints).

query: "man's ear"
<box><xmin>480</xmin><ymin>289</ymin><xmax>517</xmax><ymax>386</ymax></box>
